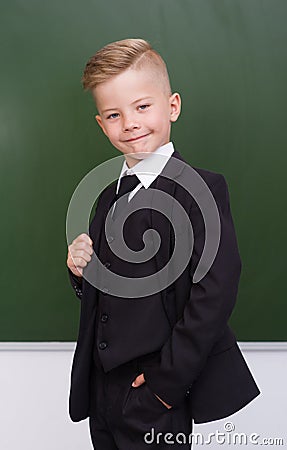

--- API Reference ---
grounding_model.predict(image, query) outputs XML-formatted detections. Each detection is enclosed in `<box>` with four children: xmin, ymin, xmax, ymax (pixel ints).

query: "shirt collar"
<box><xmin>116</xmin><ymin>142</ymin><xmax>175</xmax><ymax>196</ymax></box>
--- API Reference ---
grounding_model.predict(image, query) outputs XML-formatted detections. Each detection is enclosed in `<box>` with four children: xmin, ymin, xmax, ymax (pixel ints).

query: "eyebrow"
<box><xmin>102</xmin><ymin>97</ymin><xmax>154</xmax><ymax>114</ymax></box>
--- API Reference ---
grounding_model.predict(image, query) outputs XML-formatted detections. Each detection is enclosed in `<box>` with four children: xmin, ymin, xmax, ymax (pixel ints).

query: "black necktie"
<box><xmin>112</xmin><ymin>174</ymin><xmax>139</xmax><ymax>219</ymax></box>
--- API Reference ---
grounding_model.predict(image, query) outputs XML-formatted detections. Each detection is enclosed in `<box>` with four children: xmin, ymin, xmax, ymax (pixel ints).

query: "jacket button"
<box><xmin>107</xmin><ymin>236</ymin><xmax>114</xmax><ymax>243</ymax></box>
<box><xmin>104</xmin><ymin>262</ymin><xmax>111</xmax><ymax>268</ymax></box>
<box><xmin>101</xmin><ymin>314</ymin><xmax>108</xmax><ymax>323</ymax></box>
<box><xmin>98</xmin><ymin>341</ymin><xmax>108</xmax><ymax>350</ymax></box>
<box><xmin>102</xmin><ymin>287</ymin><xmax>109</xmax><ymax>295</ymax></box>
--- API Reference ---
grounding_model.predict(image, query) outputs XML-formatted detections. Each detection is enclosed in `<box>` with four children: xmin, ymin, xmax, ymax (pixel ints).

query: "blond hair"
<box><xmin>81</xmin><ymin>38</ymin><xmax>171</xmax><ymax>95</ymax></box>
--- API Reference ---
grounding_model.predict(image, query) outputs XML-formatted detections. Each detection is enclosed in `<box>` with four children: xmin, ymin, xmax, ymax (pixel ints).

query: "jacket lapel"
<box><xmin>150</xmin><ymin>151</ymin><xmax>185</xmax><ymax>325</ymax></box>
<box><xmin>89</xmin><ymin>186</ymin><xmax>117</xmax><ymax>255</ymax></box>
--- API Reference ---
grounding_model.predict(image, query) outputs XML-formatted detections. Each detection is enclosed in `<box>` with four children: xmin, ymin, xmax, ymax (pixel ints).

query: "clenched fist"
<box><xmin>67</xmin><ymin>233</ymin><xmax>93</xmax><ymax>277</ymax></box>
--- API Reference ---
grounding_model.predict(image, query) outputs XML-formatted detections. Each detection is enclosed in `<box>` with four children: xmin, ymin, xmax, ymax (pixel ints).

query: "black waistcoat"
<box><xmin>93</xmin><ymin>178</ymin><xmax>172</xmax><ymax>372</ymax></box>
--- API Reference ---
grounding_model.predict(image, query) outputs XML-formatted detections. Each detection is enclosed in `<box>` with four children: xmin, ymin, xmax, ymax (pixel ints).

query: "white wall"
<box><xmin>0</xmin><ymin>343</ymin><xmax>285</xmax><ymax>450</ymax></box>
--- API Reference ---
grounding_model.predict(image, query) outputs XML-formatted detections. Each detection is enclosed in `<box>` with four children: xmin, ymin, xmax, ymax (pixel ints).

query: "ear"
<box><xmin>169</xmin><ymin>92</ymin><xmax>181</xmax><ymax>122</ymax></box>
<box><xmin>95</xmin><ymin>114</ymin><xmax>108</xmax><ymax>136</ymax></box>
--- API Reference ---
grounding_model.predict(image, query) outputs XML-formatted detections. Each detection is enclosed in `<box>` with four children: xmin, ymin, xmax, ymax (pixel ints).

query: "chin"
<box><xmin>130</xmin><ymin>151</ymin><xmax>156</xmax><ymax>160</ymax></box>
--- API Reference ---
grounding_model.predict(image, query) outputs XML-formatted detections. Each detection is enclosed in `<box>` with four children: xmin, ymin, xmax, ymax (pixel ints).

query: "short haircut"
<box><xmin>81</xmin><ymin>38</ymin><xmax>172</xmax><ymax>95</ymax></box>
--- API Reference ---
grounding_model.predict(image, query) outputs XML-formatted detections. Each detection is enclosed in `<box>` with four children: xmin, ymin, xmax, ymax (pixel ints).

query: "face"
<box><xmin>93</xmin><ymin>68</ymin><xmax>181</xmax><ymax>167</ymax></box>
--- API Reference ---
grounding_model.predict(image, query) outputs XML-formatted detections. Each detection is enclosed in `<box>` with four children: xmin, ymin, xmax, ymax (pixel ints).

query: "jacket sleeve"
<box><xmin>144</xmin><ymin>174</ymin><xmax>242</xmax><ymax>407</ymax></box>
<box><xmin>67</xmin><ymin>267</ymin><xmax>83</xmax><ymax>300</ymax></box>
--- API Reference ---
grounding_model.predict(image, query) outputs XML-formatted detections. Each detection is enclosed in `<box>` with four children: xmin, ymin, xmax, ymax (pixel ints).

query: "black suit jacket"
<box><xmin>67</xmin><ymin>150</ymin><xmax>260</xmax><ymax>423</ymax></box>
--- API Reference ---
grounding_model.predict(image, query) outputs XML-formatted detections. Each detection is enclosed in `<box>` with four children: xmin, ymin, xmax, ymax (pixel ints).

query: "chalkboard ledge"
<box><xmin>0</xmin><ymin>342</ymin><xmax>286</xmax><ymax>351</ymax></box>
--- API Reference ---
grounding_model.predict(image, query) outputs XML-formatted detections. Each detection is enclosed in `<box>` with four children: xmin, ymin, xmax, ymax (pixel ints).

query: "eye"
<box><xmin>138</xmin><ymin>104</ymin><xmax>150</xmax><ymax>111</ymax></box>
<box><xmin>107</xmin><ymin>112</ymin><xmax>119</xmax><ymax>120</ymax></box>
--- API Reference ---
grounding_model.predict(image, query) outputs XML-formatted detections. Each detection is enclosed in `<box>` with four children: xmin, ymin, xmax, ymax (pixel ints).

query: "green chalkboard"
<box><xmin>1</xmin><ymin>0</ymin><xmax>286</xmax><ymax>341</ymax></box>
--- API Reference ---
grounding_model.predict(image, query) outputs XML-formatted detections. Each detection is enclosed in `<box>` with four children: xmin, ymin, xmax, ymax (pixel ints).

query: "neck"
<box><xmin>124</xmin><ymin>154</ymin><xmax>144</xmax><ymax>168</ymax></box>
<box><xmin>125</xmin><ymin>158</ymin><xmax>138</xmax><ymax>168</ymax></box>
<box><xmin>124</xmin><ymin>141</ymin><xmax>172</xmax><ymax>168</ymax></box>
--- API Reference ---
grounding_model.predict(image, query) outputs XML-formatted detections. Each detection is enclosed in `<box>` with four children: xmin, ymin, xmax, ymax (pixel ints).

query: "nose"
<box><xmin>122</xmin><ymin>113</ymin><xmax>140</xmax><ymax>132</ymax></box>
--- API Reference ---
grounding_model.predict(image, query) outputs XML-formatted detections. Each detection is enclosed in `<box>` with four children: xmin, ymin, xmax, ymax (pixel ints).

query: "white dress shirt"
<box><xmin>115</xmin><ymin>142</ymin><xmax>175</xmax><ymax>205</ymax></box>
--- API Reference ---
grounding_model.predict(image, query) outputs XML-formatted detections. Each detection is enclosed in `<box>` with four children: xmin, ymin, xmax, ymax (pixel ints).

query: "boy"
<box><xmin>66</xmin><ymin>38</ymin><xmax>260</xmax><ymax>449</ymax></box>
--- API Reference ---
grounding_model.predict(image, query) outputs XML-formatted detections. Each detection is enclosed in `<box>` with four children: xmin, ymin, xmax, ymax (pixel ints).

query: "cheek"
<box><xmin>154</xmin><ymin>117</ymin><xmax>169</xmax><ymax>133</ymax></box>
<box><xmin>145</xmin><ymin>112</ymin><xmax>162</xmax><ymax>130</ymax></box>
<box><xmin>103</xmin><ymin>124</ymin><xmax>119</xmax><ymax>141</ymax></box>
<box><xmin>148</xmin><ymin>108</ymin><xmax>169</xmax><ymax>131</ymax></box>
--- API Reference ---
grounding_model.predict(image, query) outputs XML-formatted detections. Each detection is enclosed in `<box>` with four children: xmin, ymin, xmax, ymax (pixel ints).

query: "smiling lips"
<box><xmin>125</xmin><ymin>133</ymin><xmax>151</xmax><ymax>142</ymax></box>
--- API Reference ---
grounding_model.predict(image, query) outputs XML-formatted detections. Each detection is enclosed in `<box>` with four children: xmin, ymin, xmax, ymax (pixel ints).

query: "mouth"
<box><xmin>125</xmin><ymin>133</ymin><xmax>151</xmax><ymax>143</ymax></box>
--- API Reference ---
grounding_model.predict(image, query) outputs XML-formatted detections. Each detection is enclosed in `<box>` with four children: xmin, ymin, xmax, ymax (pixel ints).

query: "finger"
<box><xmin>67</xmin><ymin>250</ymin><xmax>86</xmax><ymax>277</ymax></box>
<box><xmin>68</xmin><ymin>246</ymin><xmax>93</xmax><ymax>264</ymax></box>
<box><xmin>74</xmin><ymin>266</ymin><xmax>83</xmax><ymax>276</ymax></box>
<box><xmin>132</xmin><ymin>373</ymin><xmax>145</xmax><ymax>387</ymax></box>
<box><xmin>72</xmin><ymin>239</ymin><xmax>94</xmax><ymax>253</ymax></box>
<box><xmin>75</xmin><ymin>233</ymin><xmax>93</xmax><ymax>246</ymax></box>
<box><xmin>154</xmin><ymin>394</ymin><xmax>172</xmax><ymax>409</ymax></box>
<box><xmin>67</xmin><ymin>265</ymin><xmax>83</xmax><ymax>277</ymax></box>
<box><xmin>72</xmin><ymin>249</ymin><xmax>92</xmax><ymax>262</ymax></box>
<box><xmin>69</xmin><ymin>255</ymin><xmax>90</xmax><ymax>269</ymax></box>
<box><xmin>67</xmin><ymin>255</ymin><xmax>83</xmax><ymax>277</ymax></box>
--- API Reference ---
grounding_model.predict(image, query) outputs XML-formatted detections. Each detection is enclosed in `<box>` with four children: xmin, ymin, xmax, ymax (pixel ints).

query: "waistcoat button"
<box><xmin>101</xmin><ymin>314</ymin><xmax>108</xmax><ymax>323</ymax></box>
<box><xmin>98</xmin><ymin>341</ymin><xmax>108</xmax><ymax>350</ymax></box>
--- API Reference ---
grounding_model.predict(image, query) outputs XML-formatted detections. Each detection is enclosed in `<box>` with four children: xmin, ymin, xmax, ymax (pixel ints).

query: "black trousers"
<box><xmin>88</xmin><ymin>352</ymin><xmax>193</xmax><ymax>449</ymax></box>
